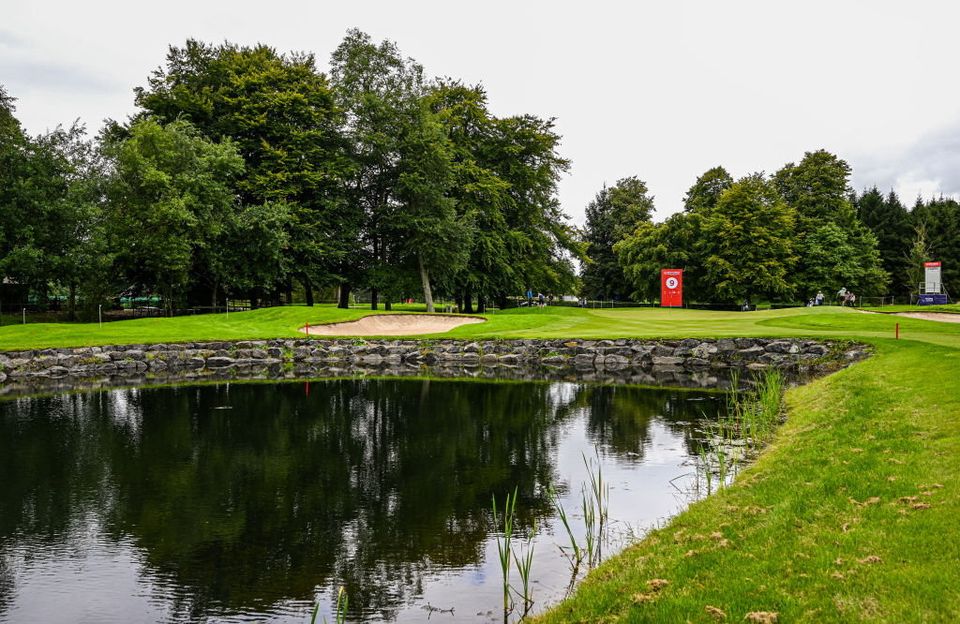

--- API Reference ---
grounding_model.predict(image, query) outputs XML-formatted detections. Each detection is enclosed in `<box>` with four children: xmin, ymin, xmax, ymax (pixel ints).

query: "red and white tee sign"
<box><xmin>661</xmin><ymin>269</ymin><xmax>683</xmax><ymax>307</ymax></box>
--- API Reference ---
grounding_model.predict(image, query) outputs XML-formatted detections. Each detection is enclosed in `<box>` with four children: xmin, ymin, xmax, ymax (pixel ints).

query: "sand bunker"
<box><xmin>301</xmin><ymin>314</ymin><xmax>486</xmax><ymax>336</ymax></box>
<box><xmin>890</xmin><ymin>312</ymin><xmax>960</xmax><ymax>324</ymax></box>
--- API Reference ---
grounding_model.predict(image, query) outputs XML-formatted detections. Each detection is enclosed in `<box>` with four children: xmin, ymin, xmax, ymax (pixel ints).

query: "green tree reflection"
<box><xmin>0</xmin><ymin>379</ymin><xmax>720</xmax><ymax>620</ymax></box>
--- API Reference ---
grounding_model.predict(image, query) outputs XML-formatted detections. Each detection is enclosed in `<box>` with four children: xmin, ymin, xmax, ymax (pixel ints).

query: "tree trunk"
<box><xmin>68</xmin><ymin>282</ymin><xmax>77</xmax><ymax>321</ymax></box>
<box><xmin>337</xmin><ymin>283</ymin><xmax>351</xmax><ymax>309</ymax></box>
<box><xmin>497</xmin><ymin>294</ymin><xmax>508</xmax><ymax>310</ymax></box>
<box><xmin>478</xmin><ymin>296</ymin><xmax>486</xmax><ymax>314</ymax></box>
<box><xmin>384</xmin><ymin>301</ymin><xmax>392</xmax><ymax>311</ymax></box>
<box><xmin>303</xmin><ymin>276</ymin><xmax>314</xmax><ymax>307</ymax></box>
<box><xmin>456</xmin><ymin>293</ymin><xmax>464</xmax><ymax>313</ymax></box>
<box><xmin>371</xmin><ymin>288</ymin><xmax>378</xmax><ymax>310</ymax></box>
<box><xmin>418</xmin><ymin>254</ymin><xmax>435</xmax><ymax>313</ymax></box>
<box><xmin>211</xmin><ymin>281</ymin><xmax>219</xmax><ymax>309</ymax></box>
<box><xmin>464</xmin><ymin>288</ymin><xmax>474</xmax><ymax>314</ymax></box>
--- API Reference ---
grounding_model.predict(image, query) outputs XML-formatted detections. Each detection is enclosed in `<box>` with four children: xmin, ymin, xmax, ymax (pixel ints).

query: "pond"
<box><xmin>0</xmin><ymin>378</ymin><xmax>731</xmax><ymax>623</ymax></box>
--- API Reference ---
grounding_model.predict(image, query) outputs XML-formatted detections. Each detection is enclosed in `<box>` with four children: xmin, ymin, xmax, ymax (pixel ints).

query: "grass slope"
<box><xmin>534</xmin><ymin>338</ymin><xmax>960</xmax><ymax>623</ymax></box>
<box><xmin>1</xmin><ymin>305</ymin><xmax>958</xmax><ymax>622</ymax></box>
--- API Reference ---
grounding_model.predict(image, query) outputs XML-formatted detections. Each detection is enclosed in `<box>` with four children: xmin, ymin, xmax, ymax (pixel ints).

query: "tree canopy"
<box><xmin>0</xmin><ymin>32</ymin><xmax>583</xmax><ymax>315</ymax></box>
<box><xmin>580</xmin><ymin>177</ymin><xmax>654</xmax><ymax>300</ymax></box>
<box><xmin>1</xmin><ymin>41</ymin><xmax>954</xmax><ymax>314</ymax></box>
<box><xmin>614</xmin><ymin>155</ymin><xmax>895</xmax><ymax>305</ymax></box>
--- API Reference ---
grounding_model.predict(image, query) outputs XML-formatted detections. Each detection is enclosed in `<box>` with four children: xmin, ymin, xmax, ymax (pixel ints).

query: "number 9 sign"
<box><xmin>660</xmin><ymin>269</ymin><xmax>683</xmax><ymax>308</ymax></box>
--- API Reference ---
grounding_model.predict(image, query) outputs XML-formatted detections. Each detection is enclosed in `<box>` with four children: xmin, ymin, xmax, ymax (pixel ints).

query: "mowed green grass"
<box><xmin>0</xmin><ymin>303</ymin><xmax>953</xmax><ymax>350</ymax></box>
<box><xmin>534</xmin><ymin>337</ymin><xmax>960</xmax><ymax>623</ymax></box>
<box><xmin>1</xmin><ymin>305</ymin><xmax>958</xmax><ymax>622</ymax></box>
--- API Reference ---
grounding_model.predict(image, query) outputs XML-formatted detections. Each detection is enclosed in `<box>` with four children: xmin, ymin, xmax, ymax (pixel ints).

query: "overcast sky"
<box><xmin>3</xmin><ymin>0</ymin><xmax>960</xmax><ymax>223</ymax></box>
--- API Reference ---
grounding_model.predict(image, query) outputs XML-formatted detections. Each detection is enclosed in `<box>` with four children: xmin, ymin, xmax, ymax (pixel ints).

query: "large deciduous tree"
<box><xmin>615</xmin><ymin>166</ymin><xmax>732</xmax><ymax>303</ymax></box>
<box><xmin>428</xmin><ymin>81</ymin><xmax>578</xmax><ymax>310</ymax></box>
<box><xmin>0</xmin><ymin>85</ymin><xmax>106</xmax><ymax>317</ymax></box>
<box><xmin>683</xmin><ymin>166</ymin><xmax>733</xmax><ymax>214</ymax></box>
<box><xmin>330</xmin><ymin>29</ymin><xmax>428</xmax><ymax>309</ymax></box>
<box><xmin>580</xmin><ymin>177</ymin><xmax>654</xmax><ymax>300</ymax></box>
<box><xmin>135</xmin><ymin>40</ymin><xmax>352</xmax><ymax>305</ymax></box>
<box><xmin>103</xmin><ymin>119</ymin><xmax>244</xmax><ymax>314</ymax></box>
<box><xmin>700</xmin><ymin>174</ymin><xmax>797</xmax><ymax>303</ymax></box>
<box><xmin>486</xmin><ymin>114</ymin><xmax>580</xmax><ymax>304</ymax></box>
<box><xmin>393</xmin><ymin>100</ymin><xmax>472</xmax><ymax>312</ymax></box>
<box><xmin>774</xmin><ymin>150</ymin><xmax>888</xmax><ymax>298</ymax></box>
<box><xmin>427</xmin><ymin>81</ymin><xmax>511</xmax><ymax>313</ymax></box>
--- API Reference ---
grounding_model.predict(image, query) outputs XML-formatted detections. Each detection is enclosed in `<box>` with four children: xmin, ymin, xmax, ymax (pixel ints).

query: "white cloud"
<box><xmin>852</xmin><ymin>119</ymin><xmax>960</xmax><ymax>204</ymax></box>
<box><xmin>4</xmin><ymin>0</ymin><xmax>960</xmax><ymax>221</ymax></box>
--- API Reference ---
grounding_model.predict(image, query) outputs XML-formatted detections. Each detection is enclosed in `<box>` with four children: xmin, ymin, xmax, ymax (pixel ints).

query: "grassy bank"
<box><xmin>534</xmin><ymin>337</ymin><xmax>960</xmax><ymax>623</ymax></box>
<box><xmin>1</xmin><ymin>305</ymin><xmax>958</xmax><ymax>622</ymax></box>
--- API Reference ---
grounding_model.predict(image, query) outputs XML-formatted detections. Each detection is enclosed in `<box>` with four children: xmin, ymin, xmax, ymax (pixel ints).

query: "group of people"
<box><xmin>837</xmin><ymin>287</ymin><xmax>857</xmax><ymax>306</ymax></box>
<box><xmin>806</xmin><ymin>291</ymin><xmax>826</xmax><ymax>307</ymax></box>
<box><xmin>525</xmin><ymin>290</ymin><xmax>549</xmax><ymax>307</ymax></box>
<box><xmin>806</xmin><ymin>287</ymin><xmax>856</xmax><ymax>307</ymax></box>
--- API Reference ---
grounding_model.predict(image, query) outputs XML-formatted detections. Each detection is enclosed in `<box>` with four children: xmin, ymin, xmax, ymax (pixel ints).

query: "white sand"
<box><xmin>889</xmin><ymin>312</ymin><xmax>960</xmax><ymax>324</ymax></box>
<box><xmin>300</xmin><ymin>314</ymin><xmax>486</xmax><ymax>336</ymax></box>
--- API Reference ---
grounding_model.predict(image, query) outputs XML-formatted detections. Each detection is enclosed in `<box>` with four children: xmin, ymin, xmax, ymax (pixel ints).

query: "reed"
<box><xmin>581</xmin><ymin>487</ymin><xmax>597</xmax><ymax>568</ymax></box>
<box><xmin>694</xmin><ymin>369</ymin><xmax>786</xmax><ymax>498</ymax></box>
<box><xmin>549</xmin><ymin>485</ymin><xmax>585</xmax><ymax>574</ymax></box>
<box><xmin>310</xmin><ymin>586</ymin><xmax>348</xmax><ymax>624</ymax></box>
<box><xmin>512</xmin><ymin>521</ymin><xmax>536</xmax><ymax>618</ymax></box>
<box><xmin>697</xmin><ymin>445</ymin><xmax>714</xmax><ymax>495</ymax></box>
<box><xmin>582</xmin><ymin>452</ymin><xmax>609</xmax><ymax>566</ymax></box>
<box><xmin>492</xmin><ymin>487</ymin><xmax>518</xmax><ymax>622</ymax></box>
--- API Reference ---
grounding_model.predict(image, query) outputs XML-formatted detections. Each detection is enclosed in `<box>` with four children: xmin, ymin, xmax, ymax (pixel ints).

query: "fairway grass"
<box><xmin>2</xmin><ymin>304</ymin><xmax>956</xmax><ymax>350</ymax></box>
<box><xmin>1</xmin><ymin>305</ymin><xmax>958</xmax><ymax>622</ymax></box>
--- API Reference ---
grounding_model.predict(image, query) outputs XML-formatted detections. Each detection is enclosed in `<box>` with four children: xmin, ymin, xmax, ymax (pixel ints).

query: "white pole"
<box><xmin>22</xmin><ymin>308</ymin><xmax>26</xmax><ymax>324</ymax></box>
<box><xmin>98</xmin><ymin>304</ymin><xmax>102</xmax><ymax>328</ymax></box>
<box><xmin>226</xmin><ymin>299</ymin><xmax>229</xmax><ymax>317</ymax></box>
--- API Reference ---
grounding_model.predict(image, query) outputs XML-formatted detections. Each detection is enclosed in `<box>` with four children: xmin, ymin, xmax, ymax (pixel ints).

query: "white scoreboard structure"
<box><xmin>918</xmin><ymin>261</ymin><xmax>948</xmax><ymax>305</ymax></box>
<box><xmin>924</xmin><ymin>261</ymin><xmax>942</xmax><ymax>294</ymax></box>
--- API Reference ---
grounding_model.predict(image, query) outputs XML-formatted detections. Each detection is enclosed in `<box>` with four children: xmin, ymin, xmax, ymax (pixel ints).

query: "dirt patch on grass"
<box><xmin>859</xmin><ymin>309</ymin><xmax>960</xmax><ymax>323</ymax></box>
<box><xmin>300</xmin><ymin>314</ymin><xmax>486</xmax><ymax>336</ymax></box>
<box><xmin>890</xmin><ymin>312</ymin><xmax>960</xmax><ymax>323</ymax></box>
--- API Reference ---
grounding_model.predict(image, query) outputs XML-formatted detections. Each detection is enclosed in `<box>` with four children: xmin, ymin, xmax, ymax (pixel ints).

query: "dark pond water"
<box><xmin>0</xmin><ymin>379</ymin><xmax>726</xmax><ymax>623</ymax></box>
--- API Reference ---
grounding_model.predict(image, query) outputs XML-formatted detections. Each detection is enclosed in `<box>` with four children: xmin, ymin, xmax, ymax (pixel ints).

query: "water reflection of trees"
<box><xmin>0</xmin><ymin>379</ymin><xmax>722</xmax><ymax>620</ymax></box>
<box><xmin>559</xmin><ymin>385</ymin><xmax>723</xmax><ymax>458</ymax></box>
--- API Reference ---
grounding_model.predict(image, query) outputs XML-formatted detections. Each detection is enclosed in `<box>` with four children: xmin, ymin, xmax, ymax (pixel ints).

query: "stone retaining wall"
<box><xmin>0</xmin><ymin>338</ymin><xmax>867</xmax><ymax>396</ymax></box>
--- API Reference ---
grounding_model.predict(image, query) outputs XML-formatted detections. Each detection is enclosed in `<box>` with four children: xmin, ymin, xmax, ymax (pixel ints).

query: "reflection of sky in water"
<box><xmin>0</xmin><ymin>381</ymin><xmax>726</xmax><ymax>623</ymax></box>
